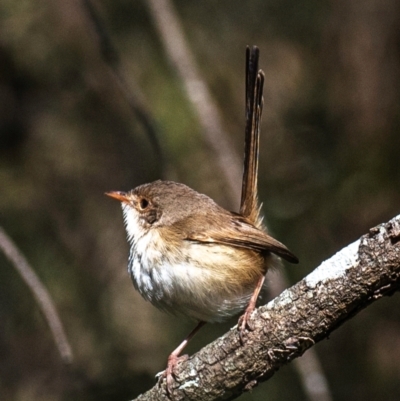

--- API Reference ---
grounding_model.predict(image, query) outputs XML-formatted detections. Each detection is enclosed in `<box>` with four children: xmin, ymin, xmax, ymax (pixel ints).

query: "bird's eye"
<box><xmin>139</xmin><ymin>198</ymin><xmax>149</xmax><ymax>210</ymax></box>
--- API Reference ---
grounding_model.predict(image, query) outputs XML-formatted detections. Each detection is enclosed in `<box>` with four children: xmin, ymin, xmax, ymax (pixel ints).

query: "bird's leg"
<box><xmin>161</xmin><ymin>321</ymin><xmax>206</xmax><ymax>395</ymax></box>
<box><xmin>238</xmin><ymin>275</ymin><xmax>265</xmax><ymax>343</ymax></box>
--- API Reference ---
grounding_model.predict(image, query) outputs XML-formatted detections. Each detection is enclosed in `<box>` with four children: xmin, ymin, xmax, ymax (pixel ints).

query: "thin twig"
<box><xmin>144</xmin><ymin>0</ymin><xmax>243</xmax><ymax>206</ymax></box>
<box><xmin>293</xmin><ymin>349</ymin><xmax>333</xmax><ymax>401</ymax></box>
<box><xmin>0</xmin><ymin>227</ymin><xmax>73</xmax><ymax>363</ymax></box>
<box><xmin>81</xmin><ymin>0</ymin><xmax>169</xmax><ymax>178</ymax></box>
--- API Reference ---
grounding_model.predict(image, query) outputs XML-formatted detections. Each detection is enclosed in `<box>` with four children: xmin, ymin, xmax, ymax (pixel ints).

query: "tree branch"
<box><xmin>132</xmin><ymin>213</ymin><xmax>400</xmax><ymax>401</ymax></box>
<box><xmin>144</xmin><ymin>0</ymin><xmax>243</xmax><ymax>207</ymax></box>
<box><xmin>0</xmin><ymin>227</ymin><xmax>73</xmax><ymax>363</ymax></box>
<box><xmin>81</xmin><ymin>0</ymin><xmax>169</xmax><ymax>178</ymax></box>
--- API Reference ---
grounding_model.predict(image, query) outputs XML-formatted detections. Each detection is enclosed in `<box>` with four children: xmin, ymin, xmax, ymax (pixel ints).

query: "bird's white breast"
<box><xmin>122</xmin><ymin>204</ymin><xmax>255</xmax><ymax>322</ymax></box>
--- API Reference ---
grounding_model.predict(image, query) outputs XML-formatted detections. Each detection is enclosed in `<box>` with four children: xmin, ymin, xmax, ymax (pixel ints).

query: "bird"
<box><xmin>106</xmin><ymin>46</ymin><xmax>298</xmax><ymax>395</ymax></box>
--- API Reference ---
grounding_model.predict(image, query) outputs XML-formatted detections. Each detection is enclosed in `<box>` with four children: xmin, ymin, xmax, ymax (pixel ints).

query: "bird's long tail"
<box><xmin>240</xmin><ymin>46</ymin><xmax>265</xmax><ymax>228</ymax></box>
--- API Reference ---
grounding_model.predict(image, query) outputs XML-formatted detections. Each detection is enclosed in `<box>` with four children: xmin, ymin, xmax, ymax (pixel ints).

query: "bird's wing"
<box><xmin>184</xmin><ymin>213</ymin><xmax>298</xmax><ymax>264</ymax></box>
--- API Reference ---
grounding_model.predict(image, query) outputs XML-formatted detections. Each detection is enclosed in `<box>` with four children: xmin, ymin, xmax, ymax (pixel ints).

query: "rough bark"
<box><xmin>132</xmin><ymin>214</ymin><xmax>400</xmax><ymax>401</ymax></box>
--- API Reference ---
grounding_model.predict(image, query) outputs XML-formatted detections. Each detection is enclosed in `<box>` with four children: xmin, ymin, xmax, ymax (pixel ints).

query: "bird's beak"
<box><xmin>105</xmin><ymin>191</ymin><xmax>130</xmax><ymax>204</ymax></box>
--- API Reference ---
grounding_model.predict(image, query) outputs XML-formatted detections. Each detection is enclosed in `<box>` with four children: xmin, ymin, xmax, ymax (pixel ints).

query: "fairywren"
<box><xmin>107</xmin><ymin>181</ymin><xmax>297</xmax><ymax>321</ymax></box>
<box><xmin>106</xmin><ymin>181</ymin><xmax>298</xmax><ymax>391</ymax></box>
<box><xmin>106</xmin><ymin>46</ymin><xmax>298</xmax><ymax>394</ymax></box>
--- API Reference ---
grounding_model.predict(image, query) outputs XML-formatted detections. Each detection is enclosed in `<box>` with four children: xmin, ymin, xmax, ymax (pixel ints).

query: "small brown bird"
<box><xmin>106</xmin><ymin>181</ymin><xmax>298</xmax><ymax>389</ymax></box>
<box><xmin>106</xmin><ymin>46</ymin><xmax>298</xmax><ymax>394</ymax></box>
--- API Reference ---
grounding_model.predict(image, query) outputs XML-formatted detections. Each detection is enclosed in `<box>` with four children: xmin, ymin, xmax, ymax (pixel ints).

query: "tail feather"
<box><xmin>240</xmin><ymin>46</ymin><xmax>265</xmax><ymax>228</ymax></box>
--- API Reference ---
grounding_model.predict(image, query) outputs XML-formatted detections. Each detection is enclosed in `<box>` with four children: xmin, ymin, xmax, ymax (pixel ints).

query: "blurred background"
<box><xmin>1</xmin><ymin>0</ymin><xmax>400</xmax><ymax>400</ymax></box>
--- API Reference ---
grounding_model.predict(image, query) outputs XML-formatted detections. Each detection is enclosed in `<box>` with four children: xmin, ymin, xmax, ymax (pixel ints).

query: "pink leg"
<box><xmin>238</xmin><ymin>275</ymin><xmax>265</xmax><ymax>343</ymax></box>
<box><xmin>163</xmin><ymin>321</ymin><xmax>206</xmax><ymax>395</ymax></box>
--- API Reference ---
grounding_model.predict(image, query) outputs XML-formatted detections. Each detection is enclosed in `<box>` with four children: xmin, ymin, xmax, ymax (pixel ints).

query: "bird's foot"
<box><xmin>238</xmin><ymin>305</ymin><xmax>256</xmax><ymax>344</ymax></box>
<box><xmin>238</xmin><ymin>276</ymin><xmax>265</xmax><ymax>344</ymax></box>
<box><xmin>157</xmin><ymin>353</ymin><xmax>189</xmax><ymax>396</ymax></box>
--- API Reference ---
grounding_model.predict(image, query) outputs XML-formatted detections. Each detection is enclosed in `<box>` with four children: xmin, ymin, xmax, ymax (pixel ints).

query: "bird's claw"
<box><xmin>157</xmin><ymin>354</ymin><xmax>189</xmax><ymax>396</ymax></box>
<box><xmin>238</xmin><ymin>308</ymin><xmax>256</xmax><ymax>344</ymax></box>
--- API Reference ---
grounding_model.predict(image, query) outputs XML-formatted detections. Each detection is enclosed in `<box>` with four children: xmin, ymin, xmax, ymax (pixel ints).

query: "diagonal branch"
<box><xmin>81</xmin><ymin>0</ymin><xmax>169</xmax><ymax>177</ymax></box>
<box><xmin>144</xmin><ymin>0</ymin><xmax>243</xmax><ymax>206</ymax></box>
<box><xmin>131</xmin><ymin>214</ymin><xmax>400</xmax><ymax>401</ymax></box>
<box><xmin>0</xmin><ymin>227</ymin><xmax>73</xmax><ymax>363</ymax></box>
